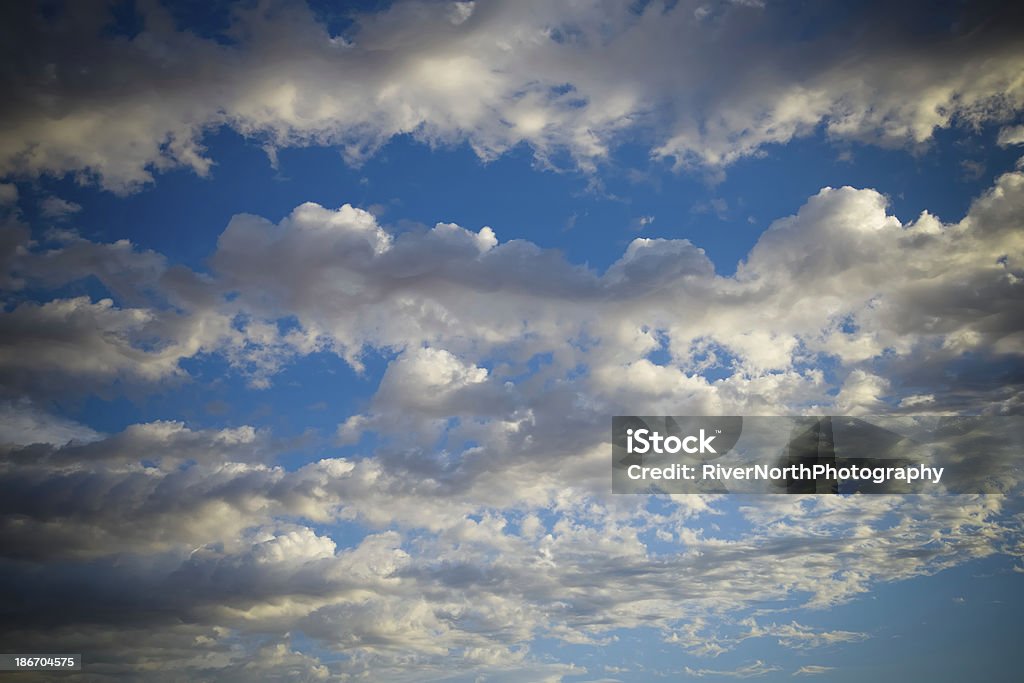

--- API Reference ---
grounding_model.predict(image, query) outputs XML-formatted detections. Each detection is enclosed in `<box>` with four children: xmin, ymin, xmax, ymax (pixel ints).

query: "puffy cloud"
<box><xmin>1</xmin><ymin>152</ymin><xmax>1023</xmax><ymax>679</ymax></box>
<box><xmin>373</xmin><ymin>346</ymin><xmax>503</xmax><ymax>416</ymax></box>
<box><xmin>2</xmin><ymin>166</ymin><xmax>1022</xmax><ymax>467</ymax></box>
<box><xmin>202</xmin><ymin>168</ymin><xmax>1024</xmax><ymax>416</ymax></box>
<box><xmin>0</xmin><ymin>411</ymin><xmax>1020</xmax><ymax>680</ymax></box>
<box><xmin>0</xmin><ymin>295</ymin><xmax>234</xmax><ymax>397</ymax></box>
<box><xmin>1</xmin><ymin>1</ymin><xmax>1022</xmax><ymax>191</ymax></box>
<box><xmin>0</xmin><ymin>297</ymin><xmax>176</xmax><ymax>381</ymax></box>
<box><xmin>833</xmin><ymin>370</ymin><xmax>889</xmax><ymax>415</ymax></box>
<box><xmin>0</xmin><ymin>227</ymin><xmax>273</xmax><ymax>395</ymax></box>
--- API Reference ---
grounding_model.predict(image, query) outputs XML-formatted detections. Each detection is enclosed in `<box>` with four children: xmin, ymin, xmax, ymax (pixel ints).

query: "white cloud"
<box><xmin>685</xmin><ymin>660</ymin><xmax>782</xmax><ymax>678</ymax></box>
<box><xmin>997</xmin><ymin>124</ymin><xmax>1024</xmax><ymax>146</ymax></box>
<box><xmin>1</xmin><ymin>145</ymin><xmax>1024</xmax><ymax>679</ymax></box>
<box><xmin>0</xmin><ymin>408</ymin><xmax>1018</xmax><ymax>679</ymax></box>
<box><xmin>833</xmin><ymin>370</ymin><xmax>889</xmax><ymax>415</ymax></box>
<box><xmin>1</xmin><ymin>2</ymin><xmax>1022</xmax><ymax>191</ymax></box>
<box><xmin>4</xmin><ymin>164</ymin><xmax>1024</xmax><ymax>414</ymax></box>
<box><xmin>740</xmin><ymin>619</ymin><xmax>867</xmax><ymax>650</ymax></box>
<box><xmin>629</xmin><ymin>214</ymin><xmax>655</xmax><ymax>231</ymax></box>
<box><xmin>793</xmin><ymin>666</ymin><xmax>835</xmax><ymax>676</ymax></box>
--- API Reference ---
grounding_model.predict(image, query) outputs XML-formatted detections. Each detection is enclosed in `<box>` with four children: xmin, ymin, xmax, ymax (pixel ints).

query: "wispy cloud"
<box><xmin>39</xmin><ymin>195</ymin><xmax>82</xmax><ymax>219</ymax></box>
<box><xmin>793</xmin><ymin>665</ymin><xmax>836</xmax><ymax>676</ymax></box>
<box><xmin>685</xmin><ymin>660</ymin><xmax>782</xmax><ymax>678</ymax></box>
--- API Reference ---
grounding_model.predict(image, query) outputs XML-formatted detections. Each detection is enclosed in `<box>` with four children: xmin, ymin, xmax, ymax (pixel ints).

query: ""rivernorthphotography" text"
<box><xmin>626</xmin><ymin>462</ymin><xmax>945</xmax><ymax>485</ymax></box>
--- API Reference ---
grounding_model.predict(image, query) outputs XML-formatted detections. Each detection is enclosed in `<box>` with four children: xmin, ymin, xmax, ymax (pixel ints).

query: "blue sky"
<box><xmin>1</xmin><ymin>1</ymin><xmax>1023</xmax><ymax>681</ymax></box>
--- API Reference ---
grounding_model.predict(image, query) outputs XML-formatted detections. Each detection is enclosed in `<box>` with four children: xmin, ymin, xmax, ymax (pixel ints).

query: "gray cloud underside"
<box><xmin>1</xmin><ymin>0</ymin><xmax>1023</xmax><ymax>191</ymax></box>
<box><xmin>1</xmin><ymin>163</ymin><xmax>1023</xmax><ymax>678</ymax></box>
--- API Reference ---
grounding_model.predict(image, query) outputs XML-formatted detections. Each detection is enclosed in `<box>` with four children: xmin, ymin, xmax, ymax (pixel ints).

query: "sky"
<box><xmin>1</xmin><ymin>0</ymin><xmax>1023</xmax><ymax>681</ymax></box>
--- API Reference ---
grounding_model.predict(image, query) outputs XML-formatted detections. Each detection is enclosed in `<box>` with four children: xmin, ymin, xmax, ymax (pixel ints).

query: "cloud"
<box><xmin>0</xmin><ymin>412</ymin><xmax>1018</xmax><ymax>679</ymax></box>
<box><xmin>668</xmin><ymin>617</ymin><xmax>868</xmax><ymax>658</ymax></box>
<box><xmin>0</xmin><ymin>399</ymin><xmax>101</xmax><ymax>446</ymax></box>
<box><xmin>2</xmin><ymin>166</ymin><xmax>1023</xmax><ymax>485</ymax></box>
<box><xmin>740</xmin><ymin>619</ymin><xmax>867</xmax><ymax>650</ymax></box>
<box><xmin>0</xmin><ymin>296</ymin><xmax>211</xmax><ymax>395</ymax></box>
<box><xmin>684</xmin><ymin>660</ymin><xmax>782</xmax><ymax>678</ymax></box>
<box><xmin>629</xmin><ymin>214</ymin><xmax>655</xmax><ymax>231</ymax></box>
<box><xmin>0</xmin><ymin>421</ymin><xmax>284</xmax><ymax>560</ymax></box>
<box><xmin>1</xmin><ymin>1</ymin><xmax>1022</xmax><ymax>191</ymax></box>
<box><xmin>39</xmin><ymin>195</ymin><xmax>82</xmax><ymax>219</ymax></box>
<box><xmin>204</xmin><ymin>168</ymin><xmax>1024</xmax><ymax>415</ymax></box>
<box><xmin>1</xmin><ymin>151</ymin><xmax>1024</xmax><ymax>679</ymax></box>
<box><xmin>792</xmin><ymin>666</ymin><xmax>835</xmax><ymax>676</ymax></box>
<box><xmin>998</xmin><ymin>125</ymin><xmax>1024</xmax><ymax>146</ymax></box>
<box><xmin>0</xmin><ymin>183</ymin><xmax>16</xmax><ymax>206</ymax></box>
<box><xmin>0</xmin><ymin>6</ymin><xmax>1020</xmax><ymax>681</ymax></box>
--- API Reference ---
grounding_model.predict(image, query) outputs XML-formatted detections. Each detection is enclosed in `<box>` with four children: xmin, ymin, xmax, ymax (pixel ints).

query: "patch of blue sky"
<box><xmin>102</xmin><ymin>0</ymin><xmax>145</xmax><ymax>40</ymax></box>
<box><xmin>492</xmin><ymin>350</ymin><xmax>556</xmax><ymax>384</ymax></box>
<box><xmin>305</xmin><ymin>0</ymin><xmax>395</xmax><ymax>39</ymax></box>
<box><xmin>788</xmin><ymin>553</ymin><xmax>1024</xmax><ymax>682</ymax></box>
<box><xmin>20</xmin><ymin>128</ymin><xmax>288</xmax><ymax>272</ymax></box>
<box><xmin>686</xmin><ymin>339</ymin><xmax>741</xmax><ymax>383</ymax></box>
<box><xmin>523</xmin><ymin>548</ymin><xmax>1024</xmax><ymax>682</ymax></box>
<box><xmin>1</xmin><ymin>275</ymin><xmax>114</xmax><ymax>314</ymax></box>
<box><xmin>50</xmin><ymin>343</ymin><xmax>381</xmax><ymax>459</ymax></box>
<box><xmin>17</xmin><ymin>115</ymin><xmax>1023</xmax><ymax>295</ymax></box>
<box><xmin>303</xmin><ymin>517</ymin><xmax>373</xmax><ymax>554</ymax></box>
<box><xmin>533</xmin><ymin>625</ymin><xmax>777</xmax><ymax>682</ymax></box>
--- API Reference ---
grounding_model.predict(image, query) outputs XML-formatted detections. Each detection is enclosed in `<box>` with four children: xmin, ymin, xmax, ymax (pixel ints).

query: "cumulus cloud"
<box><xmin>2</xmin><ymin>162</ymin><xmax>1024</xmax><ymax>423</ymax></box>
<box><xmin>3</xmin><ymin>415</ymin><xmax>1016</xmax><ymax>678</ymax></box>
<box><xmin>0</xmin><ymin>297</ymin><xmax>186</xmax><ymax>387</ymax></box>
<box><xmin>203</xmin><ymin>168</ymin><xmax>1024</xmax><ymax>417</ymax></box>
<box><xmin>1</xmin><ymin>138</ymin><xmax>1023</xmax><ymax>679</ymax></box>
<box><xmin>1</xmin><ymin>1</ymin><xmax>1022</xmax><ymax>191</ymax></box>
